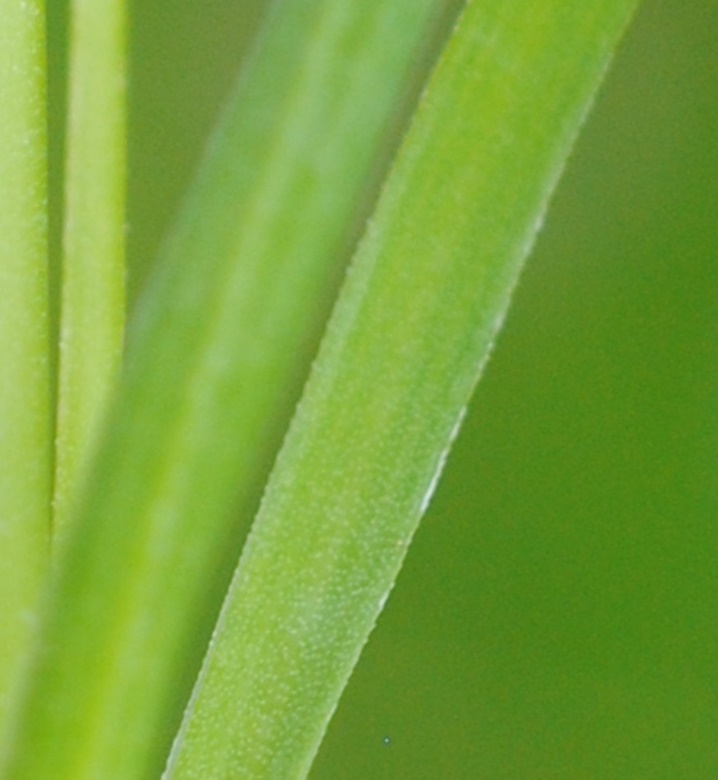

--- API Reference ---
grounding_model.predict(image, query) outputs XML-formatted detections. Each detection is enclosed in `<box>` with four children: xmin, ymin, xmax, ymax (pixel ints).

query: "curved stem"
<box><xmin>166</xmin><ymin>1</ymin><xmax>639</xmax><ymax>777</ymax></box>
<box><xmin>0</xmin><ymin>2</ymin><xmax>460</xmax><ymax>777</ymax></box>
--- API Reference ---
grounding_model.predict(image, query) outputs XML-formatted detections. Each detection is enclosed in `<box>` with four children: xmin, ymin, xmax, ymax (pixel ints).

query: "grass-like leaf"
<box><xmin>0</xmin><ymin>2</ymin><xmax>461</xmax><ymax>777</ymax></box>
<box><xmin>165</xmin><ymin>2</ymin><xmax>639</xmax><ymax>777</ymax></box>
<box><xmin>0</xmin><ymin>0</ymin><xmax>49</xmax><ymax>737</ymax></box>
<box><xmin>53</xmin><ymin>0</ymin><xmax>127</xmax><ymax>541</ymax></box>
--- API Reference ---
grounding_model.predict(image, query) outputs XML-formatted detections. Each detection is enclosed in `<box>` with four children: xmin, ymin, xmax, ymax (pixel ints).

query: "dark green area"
<box><xmin>50</xmin><ymin>0</ymin><xmax>716</xmax><ymax>775</ymax></box>
<box><xmin>312</xmin><ymin>1</ymin><xmax>718</xmax><ymax>776</ymax></box>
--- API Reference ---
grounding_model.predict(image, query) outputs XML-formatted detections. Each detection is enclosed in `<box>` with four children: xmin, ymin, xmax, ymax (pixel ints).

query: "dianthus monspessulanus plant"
<box><xmin>0</xmin><ymin>2</ymin><xmax>638</xmax><ymax>778</ymax></box>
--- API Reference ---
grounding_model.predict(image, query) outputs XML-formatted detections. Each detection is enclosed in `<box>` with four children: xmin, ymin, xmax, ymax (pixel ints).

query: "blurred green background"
<box><xmin>314</xmin><ymin>3</ymin><xmax>718</xmax><ymax>776</ymax></box>
<box><xmin>52</xmin><ymin>0</ymin><xmax>718</xmax><ymax>776</ymax></box>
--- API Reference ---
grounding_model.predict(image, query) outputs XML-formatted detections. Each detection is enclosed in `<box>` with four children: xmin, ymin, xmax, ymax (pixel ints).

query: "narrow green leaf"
<box><xmin>53</xmin><ymin>0</ymin><xmax>127</xmax><ymax>543</ymax></box>
<box><xmin>166</xmin><ymin>2</ymin><xmax>639</xmax><ymax>777</ymax></box>
<box><xmin>0</xmin><ymin>2</ymin><xmax>461</xmax><ymax>778</ymax></box>
<box><xmin>0</xmin><ymin>0</ymin><xmax>50</xmax><ymax>738</ymax></box>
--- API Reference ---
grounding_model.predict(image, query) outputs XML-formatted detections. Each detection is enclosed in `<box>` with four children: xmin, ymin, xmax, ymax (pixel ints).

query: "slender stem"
<box><xmin>0</xmin><ymin>0</ymin><xmax>50</xmax><ymax>737</ymax></box>
<box><xmin>166</xmin><ymin>2</ymin><xmax>639</xmax><ymax>777</ymax></box>
<box><xmin>0</xmin><ymin>2</ymin><xmax>460</xmax><ymax>778</ymax></box>
<box><xmin>53</xmin><ymin>0</ymin><xmax>127</xmax><ymax>543</ymax></box>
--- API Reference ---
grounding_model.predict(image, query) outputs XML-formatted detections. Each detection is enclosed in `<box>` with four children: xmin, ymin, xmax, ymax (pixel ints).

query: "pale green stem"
<box><xmin>0</xmin><ymin>0</ymin><xmax>49</xmax><ymax>741</ymax></box>
<box><xmin>53</xmin><ymin>0</ymin><xmax>126</xmax><ymax>544</ymax></box>
<box><xmin>0</xmin><ymin>2</ymin><xmax>461</xmax><ymax>778</ymax></box>
<box><xmin>166</xmin><ymin>2</ymin><xmax>639</xmax><ymax>777</ymax></box>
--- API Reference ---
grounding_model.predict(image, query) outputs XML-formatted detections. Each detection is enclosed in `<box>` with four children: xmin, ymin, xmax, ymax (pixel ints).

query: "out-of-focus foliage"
<box><xmin>47</xmin><ymin>0</ymin><xmax>714</xmax><ymax>776</ymax></box>
<box><xmin>313</xmin><ymin>2</ymin><xmax>718</xmax><ymax>776</ymax></box>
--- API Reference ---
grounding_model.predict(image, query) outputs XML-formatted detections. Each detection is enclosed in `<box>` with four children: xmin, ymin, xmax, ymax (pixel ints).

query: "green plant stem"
<box><xmin>166</xmin><ymin>2</ymin><xmax>639</xmax><ymax>777</ymax></box>
<box><xmin>0</xmin><ymin>3</ymin><xmax>461</xmax><ymax>778</ymax></box>
<box><xmin>0</xmin><ymin>0</ymin><xmax>49</xmax><ymax>739</ymax></box>
<box><xmin>53</xmin><ymin>0</ymin><xmax>127</xmax><ymax>543</ymax></box>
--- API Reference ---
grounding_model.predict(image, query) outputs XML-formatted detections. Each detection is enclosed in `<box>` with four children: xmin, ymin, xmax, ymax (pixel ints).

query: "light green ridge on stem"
<box><xmin>0</xmin><ymin>2</ymin><xmax>461</xmax><ymax>778</ymax></box>
<box><xmin>53</xmin><ymin>0</ymin><xmax>127</xmax><ymax>543</ymax></box>
<box><xmin>0</xmin><ymin>0</ymin><xmax>49</xmax><ymax>741</ymax></box>
<box><xmin>166</xmin><ymin>2</ymin><xmax>639</xmax><ymax>777</ymax></box>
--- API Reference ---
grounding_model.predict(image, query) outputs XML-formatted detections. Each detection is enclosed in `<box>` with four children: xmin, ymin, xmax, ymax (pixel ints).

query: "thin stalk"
<box><xmin>166</xmin><ymin>2</ymin><xmax>639</xmax><ymax>777</ymax></box>
<box><xmin>53</xmin><ymin>0</ymin><xmax>127</xmax><ymax>543</ymax></box>
<box><xmin>0</xmin><ymin>2</ymin><xmax>462</xmax><ymax>778</ymax></box>
<box><xmin>0</xmin><ymin>0</ymin><xmax>50</xmax><ymax>739</ymax></box>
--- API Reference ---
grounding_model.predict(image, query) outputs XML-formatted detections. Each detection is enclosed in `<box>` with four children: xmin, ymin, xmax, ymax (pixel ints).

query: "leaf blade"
<box><xmin>0</xmin><ymin>0</ymin><xmax>50</xmax><ymax>741</ymax></box>
<box><xmin>0</xmin><ymin>2</ymin><xmax>462</xmax><ymax>778</ymax></box>
<box><xmin>53</xmin><ymin>0</ymin><xmax>127</xmax><ymax>543</ymax></box>
<box><xmin>167</xmin><ymin>2</ymin><xmax>640</xmax><ymax>777</ymax></box>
